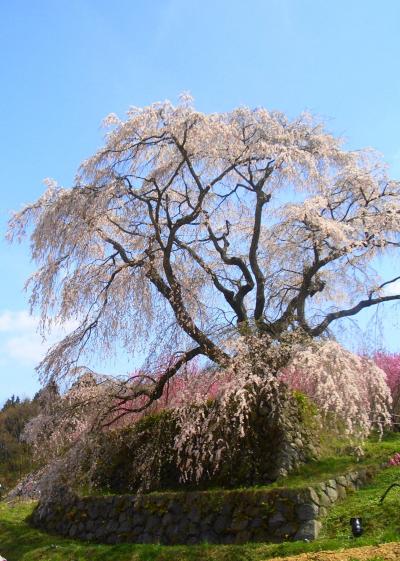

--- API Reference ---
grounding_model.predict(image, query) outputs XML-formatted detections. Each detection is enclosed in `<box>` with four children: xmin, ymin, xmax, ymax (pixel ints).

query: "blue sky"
<box><xmin>1</xmin><ymin>0</ymin><xmax>400</xmax><ymax>404</ymax></box>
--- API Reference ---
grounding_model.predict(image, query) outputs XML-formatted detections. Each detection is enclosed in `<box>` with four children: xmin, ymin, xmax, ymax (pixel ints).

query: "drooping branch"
<box><xmin>97</xmin><ymin>228</ymin><xmax>230</xmax><ymax>367</ymax></box>
<box><xmin>100</xmin><ymin>346</ymin><xmax>204</xmax><ymax>427</ymax></box>
<box><xmin>311</xmin><ymin>293</ymin><xmax>400</xmax><ymax>336</ymax></box>
<box><xmin>146</xmin><ymin>265</ymin><xmax>230</xmax><ymax>366</ymax></box>
<box><xmin>205</xmin><ymin>217</ymin><xmax>255</xmax><ymax>319</ymax></box>
<box><xmin>174</xmin><ymin>238</ymin><xmax>247</xmax><ymax>322</ymax></box>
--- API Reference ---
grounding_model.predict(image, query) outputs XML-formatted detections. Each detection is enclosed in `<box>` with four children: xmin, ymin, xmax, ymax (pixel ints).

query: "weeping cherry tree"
<box><xmin>9</xmin><ymin>95</ymin><xmax>400</xmax><ymax>427</ymax></box>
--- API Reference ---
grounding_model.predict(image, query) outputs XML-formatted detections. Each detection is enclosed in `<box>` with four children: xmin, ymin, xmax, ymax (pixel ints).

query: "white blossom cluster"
<box><xmin>282</xmin><ymin>340</ymin><xmax>392</xmax><ymax>438</ymax></box>
<box><xmin>175</xmin><ymin>335</ymin><xmax>297</xmax><ymax>483</ymax></box>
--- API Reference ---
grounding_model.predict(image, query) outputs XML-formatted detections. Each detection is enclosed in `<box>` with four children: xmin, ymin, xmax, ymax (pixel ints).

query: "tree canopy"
<box><xmin>9</xmin><ymin>96</ymin><xmax>400</xmax><ymax>415</ymax></box>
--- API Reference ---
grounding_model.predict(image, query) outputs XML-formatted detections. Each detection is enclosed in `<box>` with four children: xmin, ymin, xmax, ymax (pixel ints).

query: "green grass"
<box><xmin>321</xmin><ymin>464</ymin><xmax>400</xmax><ymax>543</ymax></box>
<box><xmin>266</xmin><ymin>431</ymin><xmax>400</xmax><ymax>490</ymax></box>
<box><xmin>1</xmin><ymin>433</ymin><xmax>400</xmax><ymax>560</ymax></box>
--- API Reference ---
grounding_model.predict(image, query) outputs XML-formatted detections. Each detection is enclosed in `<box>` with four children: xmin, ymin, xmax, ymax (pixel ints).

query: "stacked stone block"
<box><xmin>31</xmin><ymin>467</ymin><xmax>373</xmax><ymax>545</ymax></box>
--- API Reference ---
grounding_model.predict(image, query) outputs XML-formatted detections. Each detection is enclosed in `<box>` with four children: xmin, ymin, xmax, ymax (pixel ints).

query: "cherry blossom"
<box><xmin>8</xmin><ymin>97</ymin><xmax>400</xmax><ymax>418</ymax></box>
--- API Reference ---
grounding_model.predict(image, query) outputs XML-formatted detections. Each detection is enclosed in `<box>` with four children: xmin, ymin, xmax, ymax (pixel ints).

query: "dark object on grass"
<box><xmin>379</xmin><ymin>482</ymin><xmax>400</xmax><ymax>503</ymax></box>
<box><xmin>350</xmin><ymin>517</ymin><xmax>363</xmax><ymax>537</ymax></box>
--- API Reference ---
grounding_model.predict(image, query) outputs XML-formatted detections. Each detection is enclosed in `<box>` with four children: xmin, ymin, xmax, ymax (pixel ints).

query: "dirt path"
<box><xmin>270</xmin><ymin>542</ymin><xmax>400</xmax><ymax>561</ymax></box>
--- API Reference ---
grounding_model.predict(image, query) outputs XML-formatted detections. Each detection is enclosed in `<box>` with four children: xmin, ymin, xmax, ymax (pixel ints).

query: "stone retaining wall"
<box><xmin>30</xmin><ymin>468</ymin><xmax>374</xmax><ymax>545</ymax></box>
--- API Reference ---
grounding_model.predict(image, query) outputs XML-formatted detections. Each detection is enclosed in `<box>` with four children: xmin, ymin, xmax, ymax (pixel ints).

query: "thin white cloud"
<box><xmin>0</xmin><ymin>310</ymin><xmax>79</xmax><ymax>367</ymax></box>
<box><xmin>0</xmin><ymin>310</ymin><xmax>37</xmax><ymax>332</ymax></box>
<box><xmin>4</xmin><ymin>334</ymin><xmax>47</xmax><ymax>365</ymax></box>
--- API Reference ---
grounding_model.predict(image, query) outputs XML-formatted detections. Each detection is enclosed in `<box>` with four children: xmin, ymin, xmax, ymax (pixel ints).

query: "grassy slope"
<box><xmin>1</xmin><ymin>434</ymin><xmax>400</xmax><ymax>561</ymax></box>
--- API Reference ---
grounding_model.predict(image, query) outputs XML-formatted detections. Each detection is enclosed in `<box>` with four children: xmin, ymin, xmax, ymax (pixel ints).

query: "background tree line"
<box><xmin>0</xmin><ymin>387</ymin><xmax>58</xmax><ymax>490</ymax></box>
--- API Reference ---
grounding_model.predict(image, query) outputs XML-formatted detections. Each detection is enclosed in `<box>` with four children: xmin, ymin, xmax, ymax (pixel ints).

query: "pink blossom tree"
<box><xmin>373</xmin><ymin>352</ymin><xmax>400</xmax><ymax>396</ymax></box>
<box><xmin>373</xmin><ymin>352</ymin><xmax>400</xmax><ymax>419</ymax></box>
